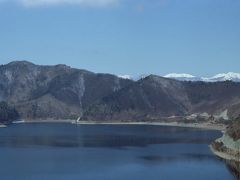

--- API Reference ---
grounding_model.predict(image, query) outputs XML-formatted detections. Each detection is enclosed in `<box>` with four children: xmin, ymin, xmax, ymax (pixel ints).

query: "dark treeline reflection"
<box><xmin>0</xmin><ymin>134</ymin><xmax>222</xmax><ymax>148</ymax></box>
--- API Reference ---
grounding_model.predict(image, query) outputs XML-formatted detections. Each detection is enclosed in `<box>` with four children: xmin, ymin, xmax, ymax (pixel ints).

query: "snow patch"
<box><xmin>164</xmin><ymin>73</ymin><xmax>201</xmax><ymax>81</ymax></box>
<box><xmin>164</xmin><ymin>72</ymin><xmax>240</xmax><ymax>82</ymax></box>
<box><xmin>208</xmin><ymin>72</ymin><xmax>240</xmax><ymax>82</ymax></box>
<box><xmin>164</xmin><ymin>73</ymin><xmax>196</xmax><ymax>78</ymax></box>
<box><xmin>118</xmin><ymin>75</ymin><xmax>131</xmax><ymax>80</ymax></box>
<box><xmin>4</xmin><ymin>70</ymin><xmax>13</xmax><ymax>83</ymax></box>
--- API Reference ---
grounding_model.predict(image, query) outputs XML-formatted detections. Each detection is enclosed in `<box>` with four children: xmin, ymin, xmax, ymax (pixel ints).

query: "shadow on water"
<box><xmin>0</xmin><ymin>135</ymin><xmax>219</xmax><ymax>149</ymax></box>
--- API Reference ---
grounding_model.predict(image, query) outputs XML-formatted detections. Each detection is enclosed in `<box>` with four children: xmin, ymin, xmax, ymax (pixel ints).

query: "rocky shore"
<box><xmin>210</xmin><ymin>135</ymin><xmax>240</xmax><ymax>162</ymax></box>
<box><xmin>211</xmin><ymin>117</ymin><xmax>240</xmax><ymax>161</ymax></box>
<box><xmin>210</xmin><ymin>117</ymin><xmax>240</xmax><ymax>178</ymax></box>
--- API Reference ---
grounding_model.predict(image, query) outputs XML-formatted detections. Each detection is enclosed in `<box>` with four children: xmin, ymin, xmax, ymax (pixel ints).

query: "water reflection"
<box><xmin>0</xmin><ymin>123</ymin><xmax>220</xmax><ymax>148</ymax></box>
<box><xmin>0</xmin><ymin>134</ymin><xmax>220</xmax><ymax>148</ymax></box>
<box><xmin>0</xmin><ymin>123</ymin><xmax>235</xmax><ymax>180</ymax></box>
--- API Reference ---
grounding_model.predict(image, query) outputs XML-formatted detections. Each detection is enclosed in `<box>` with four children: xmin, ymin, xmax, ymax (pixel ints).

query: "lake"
<box><xmin>0</xmin><ymin>123</ymin><xmax>235</xmax><ymax>180</ymax></box>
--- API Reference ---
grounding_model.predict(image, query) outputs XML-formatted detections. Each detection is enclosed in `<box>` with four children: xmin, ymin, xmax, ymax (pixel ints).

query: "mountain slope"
<box><xmin>1</xmin><ymin>61</ymin><xmax>240</xmax><ymax>121</ymax></box>
<box><xmin>83</xmin><ymin>75</ymin><xmax>240</xmax><ymax>121</ymax></box>
<box><xmin>0</xmin><ymin>101</ymin><xmax>19</xmax><ymax>124</ymax></box>
<box><xmin>83</xmin><ymin>75</ymin><xmax>190</xmax><ymax>120</ymax></box>
<box><xmin>0</xmin><ymin>61</ymin><xmax>133</xmax><ymax>119</ymax></box>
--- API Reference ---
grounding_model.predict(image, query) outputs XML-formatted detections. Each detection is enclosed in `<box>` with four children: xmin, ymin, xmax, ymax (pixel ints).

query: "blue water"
<box><xmin>0</xmin><ymin>123</ymin><xmax>235</xmax><ymax>180</ymax></box>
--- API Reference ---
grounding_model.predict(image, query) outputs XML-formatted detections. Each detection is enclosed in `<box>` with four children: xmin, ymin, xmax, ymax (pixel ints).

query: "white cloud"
<box><xmin>1</xmin><ymin>0</ymin><xmax>119</xmax><ymax>7</ymax></box>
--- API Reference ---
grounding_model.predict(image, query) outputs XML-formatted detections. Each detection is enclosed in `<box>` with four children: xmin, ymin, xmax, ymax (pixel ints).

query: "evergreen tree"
<box><xmin>0</xmin><ymin>102</ymin><xmax>19</xmax><ymax>124</ymax></box>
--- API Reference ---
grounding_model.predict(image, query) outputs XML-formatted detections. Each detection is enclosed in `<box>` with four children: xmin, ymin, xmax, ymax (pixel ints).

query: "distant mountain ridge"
<box><xmin>164</xmin><ymin>72</ymin><xmax>240</xmax><ymax>82</ymax></box>
<box><xmin>164</xmin><ymin>73</ymin><xmax>201</xmax><ymax>81</ymax></box>
<box><xmin>119</xmin><ymin>72</ymin><xmax>240</xmax><ymax>82</ymax></box>
<box><xmin>0</xmin><ymin>61</ymin><xmax>240</xmax><ymax>121</ymax></box>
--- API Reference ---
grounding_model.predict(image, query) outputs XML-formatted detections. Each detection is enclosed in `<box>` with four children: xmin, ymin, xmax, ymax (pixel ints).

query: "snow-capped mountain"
<box><xmin>118</xmin><ymin>75</ymin><xmax>132</xmax><ymax>80</ymax></box>
<box><xmin>164</xmin><ymin>73</ymin><xmax>201</xmax><ymax>81</ymax></box>
<box><xmin>118</xmin><ymin>74</ymin><xmax>149</xmax><ymax>81</ymax></box>
<box><xmin>164</xmin><ymin>72</ymin><xmax>240</xmax><ymax>82</ymax></box>
<box><xmin>206</xmin><ymin>72</ymin><xmax>240</xmax><ymax>82</ymax></box>
<box><xmin>118</xmin><ymin>72</ymin><xmax>240</xmax><ymax>82</ymax></box>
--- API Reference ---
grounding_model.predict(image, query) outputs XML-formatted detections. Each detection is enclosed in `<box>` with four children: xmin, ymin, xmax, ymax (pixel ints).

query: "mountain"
<box><xmin>83</xmin><ymin>75</ymin><xmax>190</xmax><ymax>121</ymax></box>
<box><xmin>207</xmin><ymin>72</ymin><xmax>240</xmax><ymax>82</ymax></box>
<box><xmin>0</xmin><ymin>61</ymin><xmax>133</xmax><ymax>119</ymax></box>
<box><xmin>0</xmin><ymin>61</ymin><xmax>240</xmax><ymax>121</ymax></box>
<box><xmin>84</xmin><ymin>75</ymin><xmax>240</xmax><ymax>121</ymax></box>
<box><xmin>164</xmin><ymin>72</ymin><xmax>240</xmax><ymax>82</ymax></box>
<box><xmin>164</xmin><ymin>73</ymin><xmax>201</xmax><ymax>81</ymax></box>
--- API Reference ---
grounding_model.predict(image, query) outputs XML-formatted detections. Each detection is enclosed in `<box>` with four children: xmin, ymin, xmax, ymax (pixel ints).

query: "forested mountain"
<box><xmin>0</xmin><ymin>61</ymin><xmax>240</xmax><ymax>121</ymax></box>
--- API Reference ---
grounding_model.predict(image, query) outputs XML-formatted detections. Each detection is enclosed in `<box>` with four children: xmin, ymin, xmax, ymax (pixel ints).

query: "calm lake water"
<box><xmin>0</xmin><ymin>123</ymin><xmax>235</xmax><ymax>180</ymax></box>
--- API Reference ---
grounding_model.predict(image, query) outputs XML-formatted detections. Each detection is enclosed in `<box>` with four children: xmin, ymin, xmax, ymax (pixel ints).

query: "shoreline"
<box><xmin>0</xmin><ymin>124</ymin><xmax>7</xmax><ymax>128</ymax></box>
<box><xmin>210</xmin><ymin>145</ymin><xmax>240</xmax><ymax>162</ymax></box>
<box><xmin>18</xmin><ymin>120</ymin><xmax>226</xmax><ymax>131</ymax></box>
<box><xmin>76</xmin><ymin>121</ymin><xmax>226</xmax><ymax>131</ymax></box>
<box><xmin>14</xmin><ymin>119</ymin><xmax>75</xmax><ymax>124</ymax></box>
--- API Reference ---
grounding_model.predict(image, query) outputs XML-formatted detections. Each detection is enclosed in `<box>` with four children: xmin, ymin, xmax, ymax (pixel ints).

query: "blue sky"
<box><xmin>0</xmin><ymin>0</ymin><xmax>239</xmax><ymax>77</ymax></box>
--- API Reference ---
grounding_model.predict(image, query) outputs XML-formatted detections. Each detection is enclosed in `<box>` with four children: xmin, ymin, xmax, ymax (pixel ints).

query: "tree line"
<box><xmin>0</xmin><ymin>102</ymin><xmax>19</xmax><ymax>124</ymax></box>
